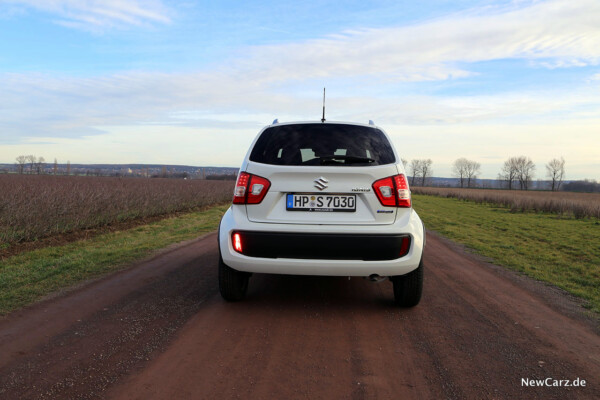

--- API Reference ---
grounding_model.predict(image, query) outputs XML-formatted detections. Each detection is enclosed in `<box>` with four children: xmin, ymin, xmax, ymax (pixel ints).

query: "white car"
<box><xmin>218</xmin><ymin>120</ymin><xmax>425</xmax><ymax>306</ymax></box>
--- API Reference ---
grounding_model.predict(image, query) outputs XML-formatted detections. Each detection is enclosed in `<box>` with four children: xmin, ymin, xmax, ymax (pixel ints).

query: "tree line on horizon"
<box><xmin>10</xmin><ymin>155</ymin><xmax>234</xmax><ymax>180</ymax></box>
<box><xmin>8</xmin><ymin>153</ymin><xmax>598</xmax><ymax>192</ymax></box>
<box><xmin>403</xmin><ymin>156</ymin><xmax>569</xmax><ymax>192</ymax></box>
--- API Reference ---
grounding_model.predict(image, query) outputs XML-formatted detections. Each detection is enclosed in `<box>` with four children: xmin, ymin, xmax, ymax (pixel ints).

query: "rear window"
<box><xmin>249</xmin><ymin>123</ymin><xmax>396</xmax><ymax>166</ymax></box>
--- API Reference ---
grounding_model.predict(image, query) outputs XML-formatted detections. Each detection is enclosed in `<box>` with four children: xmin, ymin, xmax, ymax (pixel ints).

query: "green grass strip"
<box><xmin>412</xmin><ymin>194</ymin><xmax>600</xmax><ymax>313</ymax></box>
<box><xmin>0</xmin><ymin>205</ymin><xmax>229</xmax><ymax>315</ymax></box>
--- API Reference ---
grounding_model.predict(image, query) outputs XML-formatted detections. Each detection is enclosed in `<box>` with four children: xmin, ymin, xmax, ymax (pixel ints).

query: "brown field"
<box><xmin>411</xmin><ymin>186</ymin><xmax>600</xmax><ymax>219</ymax></box>
<box><xmin>0</xmin><ymin>175</ymin><xmax>234</xmax><ymax>245</ymax></box>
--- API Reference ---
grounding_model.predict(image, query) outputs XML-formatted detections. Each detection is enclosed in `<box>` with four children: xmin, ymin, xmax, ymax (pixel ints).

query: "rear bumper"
<box><xmin>219</xmin><ymin>205</ymin><xmax>425</xmax><ymax>277</ymax></box>
<box><xmin>232</xmin><ymin>231</ymin><xmax>410</xmax><ymax>261</ymax></box>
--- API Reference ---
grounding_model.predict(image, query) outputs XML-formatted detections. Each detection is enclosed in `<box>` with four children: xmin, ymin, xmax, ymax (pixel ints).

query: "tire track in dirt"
<box><xmin>0</xmin><ymin>234</ymin><xmax>219</xmax><ymax>399</ymax></box>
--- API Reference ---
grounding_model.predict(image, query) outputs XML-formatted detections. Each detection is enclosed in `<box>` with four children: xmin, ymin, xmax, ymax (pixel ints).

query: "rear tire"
<box><xmin>218</xmin><ymin>255</ymin><xmax>249</xmax><ymax>301</ymax></box>
<box><xmin>392</xmin><ymin>258</ymin><xmax>423</xmax><ymax>307</ymax></box>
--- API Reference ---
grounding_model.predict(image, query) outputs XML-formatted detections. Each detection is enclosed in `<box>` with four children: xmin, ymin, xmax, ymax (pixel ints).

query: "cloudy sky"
<box><xmin>0</xmin><ymin>0</ymin><xmax>598</xmax><ymax>179</ymax></box>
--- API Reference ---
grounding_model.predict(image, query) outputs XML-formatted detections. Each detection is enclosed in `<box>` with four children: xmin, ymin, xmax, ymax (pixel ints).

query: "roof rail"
<box><xmin>368</xmin><ymin>120</ymin><xmax>375</xmax><ymax>125</ymax></box>
<box><xmin>272</xmin><ymin>118</ymin><xmax>279</xmax><ymax>124</ymax></box>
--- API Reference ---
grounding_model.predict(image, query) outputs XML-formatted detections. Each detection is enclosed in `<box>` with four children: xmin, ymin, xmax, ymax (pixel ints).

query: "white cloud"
<box><xmin>232</xmin><ymin>0</ymin><xmax>600</xmax><ymax>83</ymax></box>
<box><xmin>0</xmin><ymin>0</ymin><xmax>171</xmax><ymax>31</ymax></box>
<box><xmin>2</xmin><ymin>69</ymin><xmax>598</xmax><ymax>144</ymax></box>
<box><xmin>1</xmin><ymin>0</ymin><xmax>599</xmax><ymax>138</ymax></box>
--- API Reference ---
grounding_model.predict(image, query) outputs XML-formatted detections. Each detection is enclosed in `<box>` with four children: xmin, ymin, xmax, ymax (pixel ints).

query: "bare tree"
<box><xmin>546</xmin><ymin>157</ymin><xmax>565</xmax><ymax>191</ymax></box>
<box><xmin>452</xmin><ymin>158</ymin><xmax>468</xmax><ymax>188</ymax></box>
<box><xmin>66</xmin><ymin>160</ymin><xmax>71</xmax><ymax>176</ymax></box>
<box><xmin>409</xmin><ymin>159</ymin><xmax>422</xmax><ymax>186</ymax></box>
<box><xmin>53</xmin><ymin>158</ymin><xmax>58</xmax><ymax>175</ymax></box>
<box><xmin>15</xmin><ymin>155</ymin><xmax>27</xmax><ymax>174</ymax></box>
<box><xmin>26</xmin><ymin>155</ymin><xmax>36</xmax><ymax>174</ymax></box>
<box><xmin>515</xmin><ymin>156</ymin><xmax>535</xmax><ymax>190</ymax></box>
<box><xmin>401</xmin><ymin>158</ymin><xmax>408</xmax><ymax>170</ymax></box>
<box><xmin>499</xmin><ymin>157</ymin><xmax>519</xmax><ymax>190</ymax></box>
<box><xmin>34</xmin><ymin>157</ymin><xmax>45</xmax><ymax>174</ymax></box>
<box><xmin>419</xmin><ymin>159</ymin><xmax>433</xmax><ymax>186</ymax></box>
<box><xmin>464</xmin><ymin>160</ymin><xmax>481</xmax><ymax>188</ymax></box>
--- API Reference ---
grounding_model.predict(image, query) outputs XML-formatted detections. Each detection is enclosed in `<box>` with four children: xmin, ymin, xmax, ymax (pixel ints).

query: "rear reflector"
<box><xmin>399</xmin><ymin>236</ymin><xmax>410</xmax><ymax>257</ymax></box>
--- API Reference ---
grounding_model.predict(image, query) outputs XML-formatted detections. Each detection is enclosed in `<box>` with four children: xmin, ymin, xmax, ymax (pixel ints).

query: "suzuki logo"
<box><xmin>314</xmin><ymin>177</ymin><xmax>329</xmax><ymax>190</ymax></box>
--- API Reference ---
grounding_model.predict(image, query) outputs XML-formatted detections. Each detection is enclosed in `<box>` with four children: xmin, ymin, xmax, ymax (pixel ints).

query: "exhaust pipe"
<box><xmin>368</xmin><ymin>274</ymin><xmax>387</xmax><ymax>283</ymax></box>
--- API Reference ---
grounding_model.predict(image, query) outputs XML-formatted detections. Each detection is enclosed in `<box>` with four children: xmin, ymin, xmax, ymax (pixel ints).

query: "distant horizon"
<box><xmin>2</xmin><ymin>161</ymin><xmax>597</xmax><ymax>184</ymax></box>
<box><xmin>1</xmin><ymin>1</ymin><xmax>599</xmax><ymax>180</ymax></box>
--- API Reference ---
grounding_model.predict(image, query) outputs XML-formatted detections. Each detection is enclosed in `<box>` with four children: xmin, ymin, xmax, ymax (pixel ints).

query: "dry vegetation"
<box><xmin>411</xmin><ymin>187</ymin><xmax>600</xmax><ymax>219</ymax></box>
<box><xmin>0</xmin><ymin>175</ymin><xmax>234</xmax><ymax>245</ymax></box>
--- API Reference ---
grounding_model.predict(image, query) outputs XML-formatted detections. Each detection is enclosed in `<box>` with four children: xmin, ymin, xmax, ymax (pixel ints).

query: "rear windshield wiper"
<box><xmin>319</xmin><ymin>155</ymin><xmax>375</xmax><ymax>165</ymax></box>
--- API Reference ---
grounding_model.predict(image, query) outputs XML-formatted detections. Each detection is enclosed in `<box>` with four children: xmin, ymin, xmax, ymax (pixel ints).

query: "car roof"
<box><xmin>267</xmin><ymin>120</ymin><xmax>378</xmax><ymax>129</ymax></box>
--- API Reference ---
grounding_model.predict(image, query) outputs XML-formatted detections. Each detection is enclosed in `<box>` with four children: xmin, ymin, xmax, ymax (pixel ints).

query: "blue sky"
<box><xmin>0</xmin><ymin>0</ymin><xmax>599</xmax><ymax>179</ymax></box>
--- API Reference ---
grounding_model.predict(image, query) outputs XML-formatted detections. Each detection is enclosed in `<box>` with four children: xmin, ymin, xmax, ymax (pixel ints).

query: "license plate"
<box><xmin>286</xmin><ymin>194</ymin><xmax>356</xmax><ymax>212</ymax></box>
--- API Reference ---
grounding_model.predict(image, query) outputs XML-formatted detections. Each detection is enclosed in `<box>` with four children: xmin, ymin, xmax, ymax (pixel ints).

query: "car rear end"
<box><xmin>218</xmin><ymin>121</ymin><xmax>425</xmax><ymax>305</ymax></box>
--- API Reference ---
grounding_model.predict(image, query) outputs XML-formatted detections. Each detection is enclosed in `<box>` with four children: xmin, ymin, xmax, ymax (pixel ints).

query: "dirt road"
<box><xmin>0</xmin><ymin>232</ymin><xmax>598</xmax><ymax>399</ymax></box>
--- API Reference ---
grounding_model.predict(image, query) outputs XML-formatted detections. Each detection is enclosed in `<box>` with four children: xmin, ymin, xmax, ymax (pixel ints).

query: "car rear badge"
<box><xmin>314</xmin><ymin>177</ymin><xmax>328</xmax><ymax>190</ymax></box>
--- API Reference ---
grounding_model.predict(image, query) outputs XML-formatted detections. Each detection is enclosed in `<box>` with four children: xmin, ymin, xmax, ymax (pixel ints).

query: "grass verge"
<box><xmin>0</xmin><ymin>204</ymin><xmax>229</xmax><ymax>315</ymax></box>
<box><xmin>412</xmin><ymin>194</ymin><xmax>600</xmax><ymax>313</ymax></box>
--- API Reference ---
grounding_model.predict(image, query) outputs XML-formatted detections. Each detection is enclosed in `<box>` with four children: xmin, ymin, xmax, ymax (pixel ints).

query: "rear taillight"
<box><xmin>233</xmin><ymin>172</ymin><xmax>271</xmax><ymax>204</ymax></box>
<box><xmin>372</xmin><ymin>174</ymin><xmax>411</xmax><ymax>208</ymax></box>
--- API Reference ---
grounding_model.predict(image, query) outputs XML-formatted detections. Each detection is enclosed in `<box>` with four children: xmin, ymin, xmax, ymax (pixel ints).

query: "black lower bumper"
<box><xmin>233</xmin><ymin>231</ymin><xmax>411</xmax><ymax>261</ymax></box>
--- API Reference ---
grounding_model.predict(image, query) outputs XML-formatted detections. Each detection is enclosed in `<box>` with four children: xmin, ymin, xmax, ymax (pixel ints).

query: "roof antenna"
<box><xmin>321</xmin><ymin>88</ymin><xmax>326</xmax><ymax>123</ymax></box>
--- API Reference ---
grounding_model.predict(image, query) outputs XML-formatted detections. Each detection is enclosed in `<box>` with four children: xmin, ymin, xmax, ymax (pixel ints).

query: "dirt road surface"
<box><xmin>0</xmin><ymin>231</ymin><xmax>598</xmax><ymax>399</ymax></box>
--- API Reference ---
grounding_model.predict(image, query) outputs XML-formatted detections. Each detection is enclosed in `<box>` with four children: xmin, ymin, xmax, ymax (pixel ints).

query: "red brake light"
<box><xmin>373</xmin><ymin>176</ymin><xmax>396</xmax><ymax>206</ymax></box>
<box><xmin>247</xmin><ymin>174</ymin><xmax>271</xmax><ymax>204</ymax></box>
<box><xmin>394</xmin><ymin>174</ymin><xmax>411</xmax><ymax>207</ymax></box>
<box><xmin>232</xmin><ymin>232</ymin><xmax>243</xmax><ymax>253</ymax></box>
<box><xmin>233</xmin><ymin>172</ymin><xmax>250</xmax><ymax>204</ymax></box>
<box><xmin>233</xmin><ymin>172</ymin><xmax>271</xmax><ymax>204</ymax></box>
<box><xmin>372</xmin><ymin>174</ymin><xmax>411</xmax><ymax>208</ymax></box>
